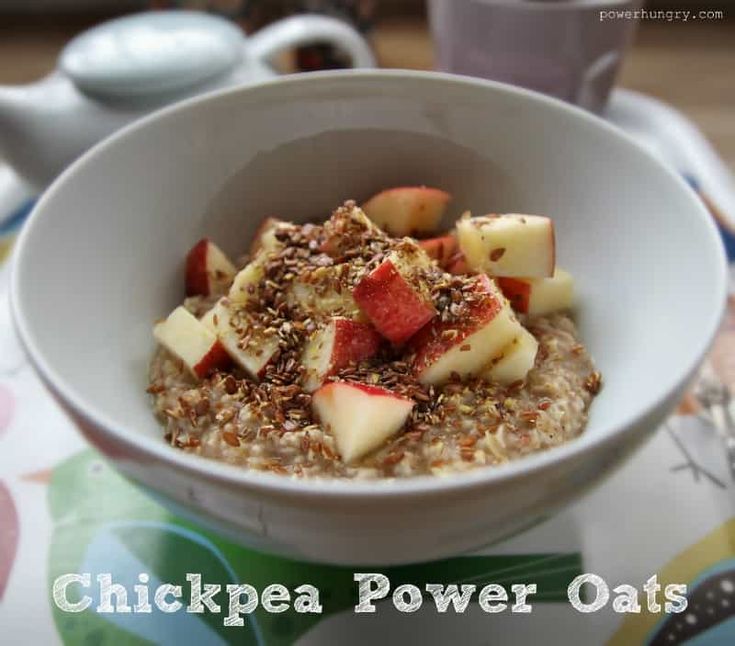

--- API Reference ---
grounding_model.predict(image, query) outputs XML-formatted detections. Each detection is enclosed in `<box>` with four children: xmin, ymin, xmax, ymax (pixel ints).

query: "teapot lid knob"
<box><xmin>60</xmin><ymin>11</ymin><xmax>244</xmax><ymax>99</ymax></box>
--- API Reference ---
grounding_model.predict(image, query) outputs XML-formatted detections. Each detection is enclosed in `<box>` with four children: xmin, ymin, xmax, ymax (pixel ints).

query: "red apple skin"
<box><xmin>411</xmin><ymin>274</ymin><xmax>503</xmax><ymax>372</ymax></box>
<box><xmin>362</xmin><ymin>186</ymin><xmax>452</xmax><ymax>236</ymax></box>
<box><xmin>371</xmin><ymin>186</ymin><xmax>451</xmax><ymax>203</ymax></box>
<box><xmin>318</xmin><ymin>381</ymin><xmax>411</xmax><ymax>402</ymax></box>
<box><xmin>185</xmin><ymin>238</ymin><xmax>210</xmax><ymax>297</ymax></box>
<box><xmin>331</xmin><ymin>319</ymin><xmax>382</xmax><ymax>370</ymax></box>
<box><xmin>352</xmin><ymin>259</ymin><xmax>436</xmax><ymax>344</ymax></box>
<box><xmin>419</xmin><ymin>235</ymin><xmax>458</xmax><ymax>268</ymax></box>
<box><xmin>192</xmin><ymin>340</ymin><xmax>231</xmax><ymax>378</ymax></box>
<box><xmin>446</xmin><ymin>251</ymin><xmax>471</xmax><ymax>275</ymax></box>
<box><xmin>496</xmin><ymin>277</ymin><xmax>531</xmax><ymax>313</ymax></box>
<box><xmin>363</xmin><ymin>187</ymin><xmax>451</xmax><ymax>236</ymax></box>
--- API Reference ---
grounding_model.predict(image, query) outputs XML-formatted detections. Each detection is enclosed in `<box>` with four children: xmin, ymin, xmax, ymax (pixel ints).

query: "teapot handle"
<box><xmin>248</xmin><ymin>14</ymin><xmax>376</xmax><ymax>70</ymax></box>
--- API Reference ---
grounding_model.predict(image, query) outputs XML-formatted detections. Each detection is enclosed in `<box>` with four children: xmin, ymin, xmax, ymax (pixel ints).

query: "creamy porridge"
<box><xmin>148</xmin><ymin>189</ymin><xmax>601</xmax><ymax>479</ymax></box>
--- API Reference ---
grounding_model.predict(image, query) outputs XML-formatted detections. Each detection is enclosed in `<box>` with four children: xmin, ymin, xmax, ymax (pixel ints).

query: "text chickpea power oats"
<box><xmin>52</xmin><ymin>572</ymin><xmax>689</xmax><ymax>623</ymax></box>
<box><xmin>148</xmin><ymin>187</ymin><xmax>601</xmax><ymax>478</ymax></box>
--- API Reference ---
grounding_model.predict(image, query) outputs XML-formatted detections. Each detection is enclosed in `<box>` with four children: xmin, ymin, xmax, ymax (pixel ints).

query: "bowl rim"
<box><xmin>10</xmin><ymin>69</ymin><xmax>728</xmax><ymax>499</ymax></box>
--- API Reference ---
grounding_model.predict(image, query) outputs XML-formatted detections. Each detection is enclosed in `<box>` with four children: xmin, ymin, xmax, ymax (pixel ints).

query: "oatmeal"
<box><xmin>149</xmin><ymin>188</ymin><xmax>600</xmax><ymax>479</ymax></box>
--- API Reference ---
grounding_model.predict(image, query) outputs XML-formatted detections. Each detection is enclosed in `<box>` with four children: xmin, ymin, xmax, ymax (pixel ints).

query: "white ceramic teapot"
<box><xmin>0</xmin><ymin>10</ymin><xmax>375</xmax><ymax>189</ymax></box>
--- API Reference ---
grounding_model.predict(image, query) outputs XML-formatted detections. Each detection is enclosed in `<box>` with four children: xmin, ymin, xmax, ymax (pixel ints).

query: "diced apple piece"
<box><xmin>321</xmin><ymin>202</ymin><xmax>383</xmax><ymax>257</ymax></box>
<box><xmin>419</xmin><ymin>234</ymin><xmax>458</xmax><ymax>268</ymax></box>
<box><xmin>352</xmin><ymin>247</ymin><xmax>436</xmax><ymax>344</ymax></box>
<box><xmin>201</xmin><ymin>298</ymin><xmax>279</xmax><ymax>379</ymax></box>
<box><xmin>249</xmin><ymin>217</ymin><xmax>289</xmax><ymax>255</ymax></box>
<box><xmin>301</xmin><ymin>318</ymin><xmax>382</xmax><ymax>392</ymax></box>
<box><xmin>362</xmin><ymin>186</ymin><xmax>451</xmax><ymax>236</ymax></box>
<box><xmin>228</xmin><ymin>255</ymin><xmax>266</xmax><ymax>304</ymax></box>
<box><xmin>288</xmin><ymin>266</ymin><xmax>365</xmax><ymax>321</ymax></box>
<box><xmin>456</xmin><ymin>214</ymin><xmax>555</xmax><ymax>278</ymax></box>
<box><xmin>484</xmin><ymin>328</ymin><xmax>539</xmax><ymax>385</ymax></box>
<box><xmin>230</xmin><ymin>221</ymin><xmax>293</xmax><ymax>303</ymax></box>
<box><xmin>411</xmin><ymin>275</ymin><xmax>524</xmax><ymax>385</ymax></box>
<box><xmin>312</xmin><ymin>381</ymin><xmax>414</xmax><ymax>463</ymax></box>
<box><xmin>154</xmin><ymin>306</ymin><xmax>230</xmax><ymax>378</ymax></box>
<box><xmin>496</xmin><ymin>268</ymin><xmax>574</xmax><ymax>315</ymax></box>
<box><xmin>446</xmin><ymin>251</ymin><xmax>471</xmax><ymax>275</ymax></box>
<box><xmin>199</xmin><ymin>306</ymin><xmax>217</xmax><ymax>330</ymax></box>
<box><xmin>494</xmin><ymin>277</ymin><xmax>531</xmax><ymax>314</ymax></box>
<box><xmin>185</xmin><ymin>238</ymin><xmax>237</xmax><ymax>297</ymax></box>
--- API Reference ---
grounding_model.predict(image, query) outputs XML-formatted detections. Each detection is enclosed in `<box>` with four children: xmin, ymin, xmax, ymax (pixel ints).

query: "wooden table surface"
<box><xmin>1</xmin><ymin>14</ymin><xmax>733</xmax><ymax>171</ymax></box>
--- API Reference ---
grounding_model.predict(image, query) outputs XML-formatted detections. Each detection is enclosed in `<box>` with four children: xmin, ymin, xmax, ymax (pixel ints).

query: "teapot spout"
<box><xmin>0</xmin><ymin>84</ymin><xmax>32</xmax><ymax>166</ymax></box>
<box><xmin>0</xmin><ymin>73</ymin><xmax>130</xmax><ymax>188</ymax></box>
<box><xmin>0</xmin><ymin>77</ymin><xmax>64</xmax><ymax>189</ymax></box>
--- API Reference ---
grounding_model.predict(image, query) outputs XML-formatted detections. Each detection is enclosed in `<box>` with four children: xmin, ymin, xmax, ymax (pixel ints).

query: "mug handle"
<box><xmin>248</xmin><ymin>14</ymin><xmax>376</xmax><ymax>70</ymax></box>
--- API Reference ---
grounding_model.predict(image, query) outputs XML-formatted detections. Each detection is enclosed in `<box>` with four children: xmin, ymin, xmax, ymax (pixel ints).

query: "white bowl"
<box><xmin>11</xmin><ymin>71</ymin><xmax>727</xmax><ymax>565</ymax></box>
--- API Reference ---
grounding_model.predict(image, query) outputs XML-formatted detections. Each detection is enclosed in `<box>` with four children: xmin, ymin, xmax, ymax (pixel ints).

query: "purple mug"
<box><xmin>429</xmin><ymin>0</ymin><xmax>643</xmax><ymax>113</ymax></box>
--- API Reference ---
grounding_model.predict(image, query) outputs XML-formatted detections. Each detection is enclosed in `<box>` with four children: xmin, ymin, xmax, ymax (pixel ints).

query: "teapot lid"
<box><xmin>60</xmin><ymin>11</ymin><xmax>245</xmax><ymax>99</ymax></box>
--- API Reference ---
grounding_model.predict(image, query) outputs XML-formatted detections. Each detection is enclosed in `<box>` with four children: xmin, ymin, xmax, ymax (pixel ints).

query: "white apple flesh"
<box><xmin>456</xmin><ymin>213</ymin><xmax>555</xmax><ymax>278</ymax></box>
<box><xmin>201</xmin><ymin>298</ymin><xmax>279</xmax><ymax>379</ymax></box>
<box><xmin>288</xmin><ymin>269</ymin><xmax>365</xmax><ymax>321</ymax></box>
<box><xmin>484</xmin><ymin>327</ymin><xmax>539</xmax><ymax>385</ymax></box>
<box><xmin>249</xmin><ymin>217</ymin><xmax>291</xmax><ymax>255</ymax></box>
<box><xmin>228</xmin><ymin>255</ymin><xmax>267</xmax><ymax>304</ymax></box>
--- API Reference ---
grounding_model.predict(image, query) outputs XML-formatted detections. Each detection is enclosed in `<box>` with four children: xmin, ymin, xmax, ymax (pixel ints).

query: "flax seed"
<box><xmin>222</xmin><ymin>432</ymin><xmax>240</xmax><ymax>447</ymax></box>
<box><xmin>584</xmin><ymin>371</ymin><xmax>602</xmax><ymax>395</ymax></box>
<box><xmin>520</xmin><ymin>411</ymin><xmax>539</xmax><ymax>425</ymax></box>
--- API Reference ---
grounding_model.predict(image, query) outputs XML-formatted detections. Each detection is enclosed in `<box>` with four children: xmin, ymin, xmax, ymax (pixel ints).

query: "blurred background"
<box><xmin>0</xmin><ymin>0</ymin><xmax>732</xmax><ymax>171</ymax></box>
